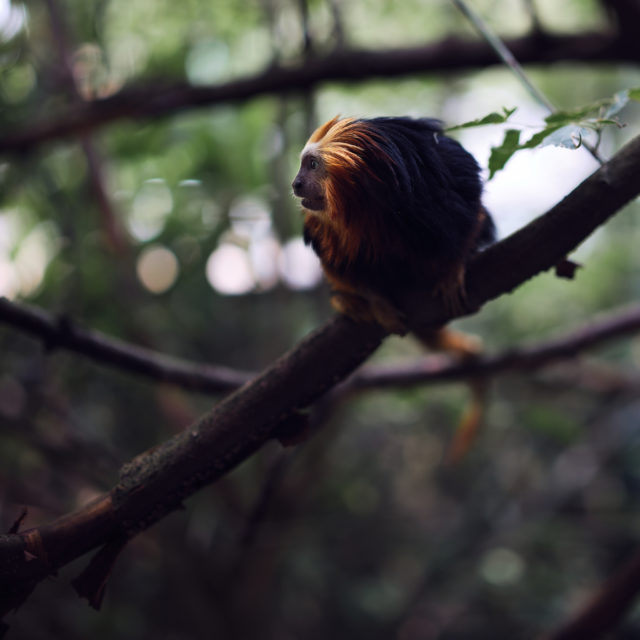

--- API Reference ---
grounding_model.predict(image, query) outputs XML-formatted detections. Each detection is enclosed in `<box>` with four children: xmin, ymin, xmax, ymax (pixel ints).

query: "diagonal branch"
<box><xmin>1</xmin><ymin>31</ymin><xmax>638</xmax><ymax>154</ymax></box>
<box><xmin>1</xmin><ymin>133</ymin><xmax>640</xmax><ymax>617</ymax></box>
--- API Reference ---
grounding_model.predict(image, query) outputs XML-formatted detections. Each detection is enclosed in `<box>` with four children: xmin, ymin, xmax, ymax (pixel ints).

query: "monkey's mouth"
<box><xmin>301</xmin><ymin>196</ymin><xmax>324</xmax><ymax>211</ymax></box>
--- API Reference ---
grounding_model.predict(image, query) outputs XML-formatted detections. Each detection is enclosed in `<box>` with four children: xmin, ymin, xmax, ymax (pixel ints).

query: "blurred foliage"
<box><xmin>1</xmin><ymin>0</ymin><xmax>640</xmax><ymax>638</ymax></box>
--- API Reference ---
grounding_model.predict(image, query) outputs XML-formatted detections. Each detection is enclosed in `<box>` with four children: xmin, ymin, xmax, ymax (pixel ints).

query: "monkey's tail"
<box><xmin>446</xmin><ymin>378</ymin><xmax>488</xmax><ymax>463</ymax></box>
<box><xmin>412</xmin><ymin>326</ymin><xmax>488</xmax><ymax>462</ymax></box>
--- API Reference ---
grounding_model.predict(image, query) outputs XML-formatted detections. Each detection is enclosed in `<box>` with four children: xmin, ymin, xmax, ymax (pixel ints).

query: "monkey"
<box><xmin>292</xmin><ymin>115</ymin><xmax>495</xmax><ymax>339</ymax></box>
<box><xmin>291</xmin><ymin>116</ymin><xmax>497</xmax><ymax>458</ymax></box>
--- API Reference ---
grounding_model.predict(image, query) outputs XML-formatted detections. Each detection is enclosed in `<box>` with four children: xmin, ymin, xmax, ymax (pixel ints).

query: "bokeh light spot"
<box><xmin>0</xmin><ymin>256</ymin><xmax>19</xmax><ymax>299</ymax></box>
<box><xmin>186</xmin><ymin>39</ymin><xmax>230</xmax><ymax>85</ymax></box>
<box><xmin>136</xmin><ymin>245</ymin><xmax>179</xmax><ymax>294</ymax></box>
<box><xmin>0</xmin><ymin>0</ymin><xmax>26</xmax><ymax>41</ymax></box>
<box><xmin>128</xmin><ymin>179</ymin><xmax>173</xmax><ymax>242</ymax></box>
<box><xmin>14</xmin><ymin>222</ymin><xmax>60</xmax><ymax>298</ymax></box>
<box><xmin>249</xmin><ymin>235</ymin><xmax>280</xmax><ymax>291</ymax></box>
<box><xmin>479</xmin><ymin>547</ymin><xmax>525</xmax><ymax>586</ymax></box>
<box><xmin>229</xmin><ymin>195</ymin><xmax>272</xmax><ymax>239</ymax></box>
<box><xmin>206</xmin><ymin>244</ymin><xmax>254</xmax><ymax>295</ymax></box>
<box><xmin>279</xmin><ymin>237</ymin><xmax>322</xmax><ymax>290</ymax></box>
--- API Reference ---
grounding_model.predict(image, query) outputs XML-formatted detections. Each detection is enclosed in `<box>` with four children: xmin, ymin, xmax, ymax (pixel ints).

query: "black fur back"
<box><xmin>357</xmin><ymin>116</ymin><xmax>495</xmax><ymax>256</ymax></box>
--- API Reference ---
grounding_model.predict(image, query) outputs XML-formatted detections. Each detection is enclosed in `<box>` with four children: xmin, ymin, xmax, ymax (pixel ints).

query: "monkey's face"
<box><xmin>292</xmin><ymin>149</ymin><xmax>326</xmax><ymax>212</ymax></box>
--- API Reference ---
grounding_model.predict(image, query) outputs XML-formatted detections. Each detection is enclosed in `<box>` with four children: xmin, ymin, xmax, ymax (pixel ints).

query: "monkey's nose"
<box><xmin>292</xmin><ymin>178</ymin><xmax>303</xmax><ymax>194</ymax></box>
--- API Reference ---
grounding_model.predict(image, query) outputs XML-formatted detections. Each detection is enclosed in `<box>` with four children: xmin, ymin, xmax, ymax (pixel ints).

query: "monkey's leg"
<box><xmin>330</xmin><ymin>290</ymin><xmax>408</xmax><ymax>335</ymax></box>
<box><xmin>433</xmin><ymin>263</ymin><xmax>468</xmax><ymax>318</ymax></box>
<box><xmin>323</xmin><ymin>268</ymin><xmax>407</xmax><ymax>334</ymax></box>
<box><xmin>330</xmin><ymin>290</ymin><xmax>374</xmax><ymax>323</ymax></box>
<box><xmin>368</xmin><ymin>296</ymin><xmax>408</xmax><ymax>336</ymax></box>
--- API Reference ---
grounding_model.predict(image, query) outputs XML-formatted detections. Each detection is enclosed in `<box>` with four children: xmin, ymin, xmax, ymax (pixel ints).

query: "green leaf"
<box><xmin>603</xmin><ymin>90</ymin><xmax>629</xmax><ymax>118</ymax></box>
<box><xmin>539</xmin><ymin>125</ymin><xmax>590</xmax><ymax>149</ymax></box>
<box><xmin>488</xmin><ymin>128</ymin><xmax>521</xmax><ymax>178</ymax></box>
<box><xmin>544</xmin><ymin>106</ymin><xmax>599</xmax><ymax>126</ymax></box>
<box><xmin>446</xmin><ymin>107</ymin><xmax>516</xmax><ymax>132</ymax></box>
<box><xmin>545</xmin><ymin>87</ymin><xmax>638</xmax><ymax>124</ymax></box>
<box><xmin>594</xmin><ymin>118</ymin><xmax>625</xmax><ymax>126</ymax></box>
<box><xmin>487</xmin><ymin>124</ymin><xmax>571</xmax><ymax>177</ymax></box>
<box><xmin>520</xmin><ymin>125</ymin><xmax>563</xmax><ymax>149</ymax></box>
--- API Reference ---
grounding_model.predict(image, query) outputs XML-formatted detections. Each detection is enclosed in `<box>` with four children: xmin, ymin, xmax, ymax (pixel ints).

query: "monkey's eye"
<box><xmin>309</xmin><ymin>158</ymin><xmax>319</xmax><ymax>170</ymax></box>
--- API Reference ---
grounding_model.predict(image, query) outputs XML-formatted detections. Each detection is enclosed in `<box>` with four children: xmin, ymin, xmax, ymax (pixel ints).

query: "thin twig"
<box><xmin>3</xmin><ymin>296</ymin><xmax>640</xmax><ymax>397</ymax></box>
<box><xmin>348</xmin><ymin>304</ymin><xmax>640</xmax><ymax>391</ymax></box>
<box><xmin>0</xmin><ymin>297</ymin><xmax>252</xmax><ymax>393</ymax></box>
<box><xmin>451</xmin><ymin>0</ymin><xmax>555</xmax><ymax>111</ymax></box>
<box><xmin>43</xmin><ymin>0</ymin><xmax>127</xmax><ymax>252</ymax></box>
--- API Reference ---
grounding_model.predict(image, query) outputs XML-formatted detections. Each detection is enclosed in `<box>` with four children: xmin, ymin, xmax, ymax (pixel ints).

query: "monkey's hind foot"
<box><xmin>435</xmin><ymin>328</ymin><xmax>483</xmax><ymax>357</ymax></box>
<box><xmin>416</xmin><ymin>327</ymin><xmax>483</xmax><ymax>358</ymax></box>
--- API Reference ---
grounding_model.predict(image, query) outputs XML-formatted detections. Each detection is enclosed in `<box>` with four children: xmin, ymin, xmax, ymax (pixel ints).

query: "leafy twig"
<box><xmin>449</xmin><ymin>0</ymin><xmax>637</xmax><ymax>171</ymax></box>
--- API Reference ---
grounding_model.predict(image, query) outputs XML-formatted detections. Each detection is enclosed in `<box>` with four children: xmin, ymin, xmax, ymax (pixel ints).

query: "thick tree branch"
<box><xmin>1</xmin><ymin>31</ymin><xmax>638</xmax><ymax>154</ymax></box>
<box><xmin>0</xmin><ymin>314</ymin><xmax>387</xmax><ymax>614</ymax></box>
<box><xmin>1</xmin><ymin>133</ymin><xmax>640</xmax><ymax>617</ymax></box>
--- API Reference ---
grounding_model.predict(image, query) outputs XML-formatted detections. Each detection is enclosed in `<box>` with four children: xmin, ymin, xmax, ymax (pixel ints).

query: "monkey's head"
<box><xmin>293</xmin><ymin>115</ymin><xmax>491</xmax><ymax>266</ymax></box>
<box><xmin>291</xmin><ymin>140</ymin><xmax>327</xmax><ymax>212</ymax></box>
<box><xmin>292</xmin><ymin>116</ymin><xmax>389</xmax><ymax>221</ymax></box>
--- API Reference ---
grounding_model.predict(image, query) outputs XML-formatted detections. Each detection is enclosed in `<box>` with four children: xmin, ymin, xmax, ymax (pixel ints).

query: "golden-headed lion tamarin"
<box><xmin>292</xmin><ymin>115</ymin><xmax>495</xmax><ymax>337</ymax></box>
